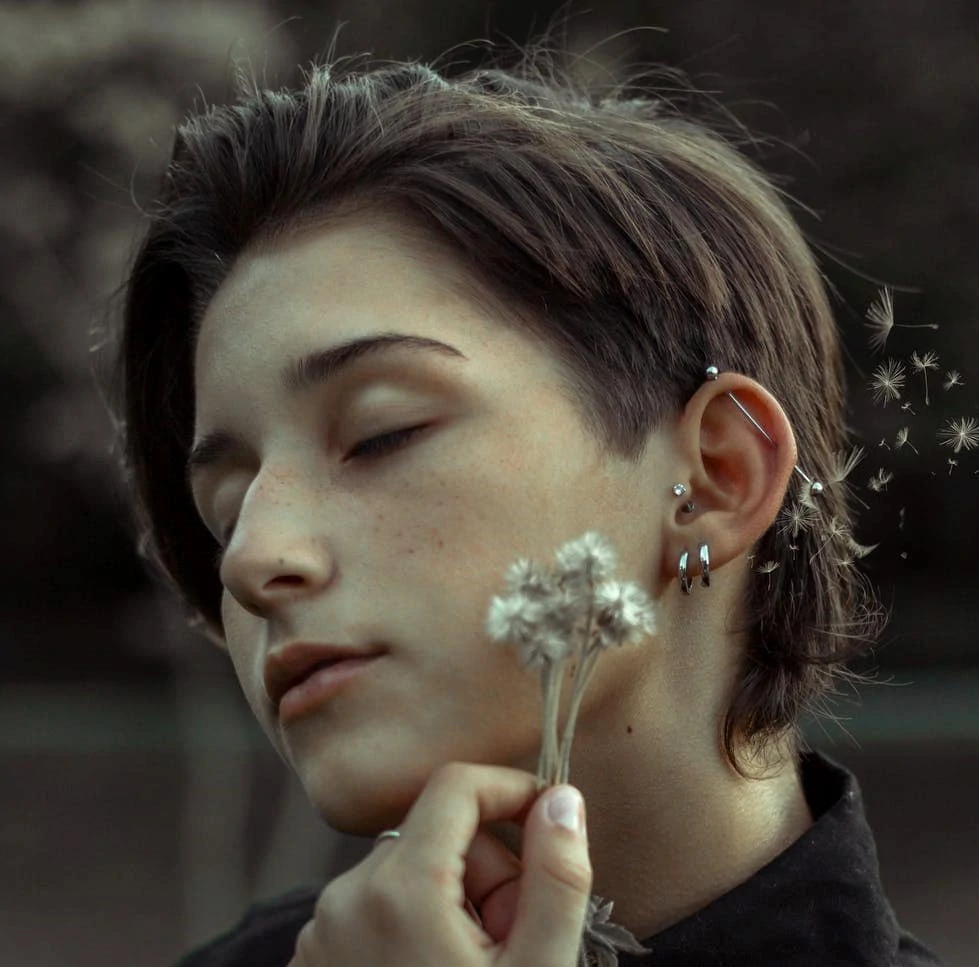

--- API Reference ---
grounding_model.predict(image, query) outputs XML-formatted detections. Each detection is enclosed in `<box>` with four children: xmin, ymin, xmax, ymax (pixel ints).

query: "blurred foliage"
<box><xmin>2</xmin><ymin>0</ymin><xmax>977</xmax><ymax>682</ymax></box>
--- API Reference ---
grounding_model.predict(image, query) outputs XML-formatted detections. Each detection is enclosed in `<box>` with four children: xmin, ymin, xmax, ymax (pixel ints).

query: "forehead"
<box><xmin>190</xmin><ymin>213</ymin><xmax>546</xmax><ymax>426</ymax></box>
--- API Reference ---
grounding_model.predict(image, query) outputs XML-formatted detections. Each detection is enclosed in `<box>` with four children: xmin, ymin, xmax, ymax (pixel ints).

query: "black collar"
<box><xmin>619</xmin><ymin>750</ymin><xmax>942</xmax><ymax>966</ymax></box>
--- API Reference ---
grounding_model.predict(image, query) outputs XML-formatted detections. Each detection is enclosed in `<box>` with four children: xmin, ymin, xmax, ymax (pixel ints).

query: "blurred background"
<box><xmin>2</xmin><ymin>1</ymin><xmax>976</xmax><ymax>965</ymax></box>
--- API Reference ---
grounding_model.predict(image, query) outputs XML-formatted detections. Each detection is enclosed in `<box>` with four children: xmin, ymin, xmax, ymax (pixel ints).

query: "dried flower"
<box><xmin>910</xmin><ymin>350</ymin><xmax>939</xmax><ymax>406</ymax></box>
<box><xmin>579</xmin><ymin>896</ymin><xmax>650</xmax><ymax>964</ymax></box>
<box><xmin>943</xmin><ymin>370</ymin><xmax>964</xmax><ymax>391</ymax></box>
<box><xmin>894</xmin><ymin>427</ymin><xmax>918</xmax><ymax>454</ymax></box>
<box><xmin>868</xmin><ymin>359</ymin><xmax>906</xmax><ymax>406</ymax></box>
<box><xmin>487</xmin><ymin>532</ymin><xmax>655</xmax><ymax>964</ymax></box>
<box><xmin>863</xmin><ymin>287</ymin><xmax>938</xmax><ymax>354</ymax></box>
<box><xmin>937</xmin><ymin>417</ymin><xmax>979</xmax><ymax>454</ymax></box>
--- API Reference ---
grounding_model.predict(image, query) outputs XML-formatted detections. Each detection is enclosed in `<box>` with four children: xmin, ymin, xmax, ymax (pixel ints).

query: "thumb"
<box><xmin>502</xmin><ymin>784</ymin><xmax>593</xmax><ymax>967</ymax></box>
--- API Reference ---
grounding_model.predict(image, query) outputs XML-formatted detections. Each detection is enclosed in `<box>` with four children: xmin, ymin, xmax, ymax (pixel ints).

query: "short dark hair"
<box><xmin>106</xmin><ymin>47</ymin><xmax>882</xmax><ymax>779</ymax></box>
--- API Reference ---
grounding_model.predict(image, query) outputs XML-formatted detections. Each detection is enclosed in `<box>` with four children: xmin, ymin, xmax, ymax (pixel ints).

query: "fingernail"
<box><xmin>546</xmin><ymin>785</ymin><xmax>584</xmax><ymax>833</ymax></box>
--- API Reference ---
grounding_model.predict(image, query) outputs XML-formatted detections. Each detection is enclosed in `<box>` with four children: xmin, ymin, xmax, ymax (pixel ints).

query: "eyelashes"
<box><xmin>345</xmin><ymin>424</ymin><xmax>428</xmax><ymax>460</ymax></box>
<box><xmin>211</xmin><ymin>424</ymin><xmax>429</xmax><ymax>570</ymax></box>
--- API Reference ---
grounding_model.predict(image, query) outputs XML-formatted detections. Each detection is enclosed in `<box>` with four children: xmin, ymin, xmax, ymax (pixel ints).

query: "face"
<box><xmin>190</xmin><ymin>212</ymin><xmax>674</xmax><ymax>836</ymax></box>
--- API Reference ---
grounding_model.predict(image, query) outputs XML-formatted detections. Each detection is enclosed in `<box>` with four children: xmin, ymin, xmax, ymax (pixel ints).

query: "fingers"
<box><xmin>502</xmin><ymin>785</ymin><xmax>593</xmax><ymax>967</ymax></box>
<box><xmin>463</xmin><ymin>827</ymin><xmax>524</xmax><ymax>943</ymax></box>
<box><xmin>392</xmin><ymin>762</ymin><xmax>541</xmax><ymax>893</ymax></box>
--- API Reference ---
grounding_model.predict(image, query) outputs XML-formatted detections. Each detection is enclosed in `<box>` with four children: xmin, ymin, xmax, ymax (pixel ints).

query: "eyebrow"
<box><xmin>186</xmin><ymin>332</ymin><xmax>467</xmax><ymax>486</ymax></box>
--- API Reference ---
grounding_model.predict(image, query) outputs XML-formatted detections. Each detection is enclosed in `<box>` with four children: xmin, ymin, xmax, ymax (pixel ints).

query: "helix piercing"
<box><xmin>705</xmin><ymin>366</ymin><xmax>824</xmax><ymax>498</ymax></box>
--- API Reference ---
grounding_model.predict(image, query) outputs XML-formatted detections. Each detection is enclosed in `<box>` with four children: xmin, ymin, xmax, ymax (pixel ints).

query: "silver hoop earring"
<box><xmin>699</xmin><ymin>542</ymin><xmax>711</xmax><ymax>588</ymax></box>
<box><xmin>678</xmin><ymin>550</ymin><xmax>693</xmax><ymax>595</ymax></box>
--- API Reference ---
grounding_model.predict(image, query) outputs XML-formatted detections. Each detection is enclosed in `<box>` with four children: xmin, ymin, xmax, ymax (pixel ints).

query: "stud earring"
<box><xmin>673</xmin><ymin>483</ymin><xmax>696</xmax><ymax>513</ymax></box>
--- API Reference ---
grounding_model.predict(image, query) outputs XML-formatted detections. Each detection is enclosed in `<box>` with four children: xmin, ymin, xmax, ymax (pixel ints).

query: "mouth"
<box><xmin>276</xmin><ymin>654</ymin><xmax>383</xmax><ymax>724</ymax></box>
<box><xmin>264</xmin><ymin>642</ymin><xmax>386</xmax><ymax>710</ymax></box>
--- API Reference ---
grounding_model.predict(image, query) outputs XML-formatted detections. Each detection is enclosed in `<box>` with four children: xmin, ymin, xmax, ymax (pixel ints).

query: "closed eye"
<box><xmin>211</xmin><ymin>425</ymin><xmax>430</xmax><ymax>572</ymax></box>
<box><xmin>346</xmin><ymin>424</ymin><xmax>428</xmax><ymax>460</ymax></box>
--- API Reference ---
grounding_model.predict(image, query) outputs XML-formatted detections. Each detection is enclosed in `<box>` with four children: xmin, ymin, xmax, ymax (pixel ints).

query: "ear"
<box><xmin>664</xmin><ymin>372</ymin><xmax>796</xmax><ymax>581</ymax></box>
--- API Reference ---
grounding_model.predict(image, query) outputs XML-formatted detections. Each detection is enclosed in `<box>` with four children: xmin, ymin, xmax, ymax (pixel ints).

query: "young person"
<box><xmin>106</xmin><ymin>42</ymin><xmax>946</xmax><ymax>966</ymax></box>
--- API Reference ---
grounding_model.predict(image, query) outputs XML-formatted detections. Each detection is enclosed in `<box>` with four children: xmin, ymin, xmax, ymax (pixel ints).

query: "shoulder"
<box><xmin>173</xmin><ymin>886</ymin><xmax>319</xmax><ymax>967</ymax></box>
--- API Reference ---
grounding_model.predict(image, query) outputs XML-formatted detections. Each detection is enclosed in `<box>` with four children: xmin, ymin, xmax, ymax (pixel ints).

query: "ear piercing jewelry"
<box><xmin>678</xmin><ymin>543</ymin><xmax>711</xmax><ymax>594</ymax></box>
<box><xmin>672</xmin><ymin>483</ymin><xmax>695</xmax><ymax>513</ymax></box>
<box><xmin>705</xmin><ymin>365</ymin><xmax>824</xmax><ymax>498</ymax></box>
<box><xmin>675</xmin><ymin>367</ymin><xmax>818</xmax><ymax>595</ymax></box>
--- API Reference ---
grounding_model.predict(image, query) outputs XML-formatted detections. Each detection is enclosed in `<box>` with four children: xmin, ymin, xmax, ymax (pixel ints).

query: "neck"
<box><xmin>490</xmin><ymin>723</ymin><xmax>814</xmax><ymax>942</ymax></box>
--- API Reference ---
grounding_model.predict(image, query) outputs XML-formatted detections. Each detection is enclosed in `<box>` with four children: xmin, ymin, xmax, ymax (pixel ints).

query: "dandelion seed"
<box><xmin>755</xmin><ymin>560</ymin><xmax>780</xmax><ymax>575</ymax></box>
<box><xmin>900</xmin><ymin>401</ymin><xmax>916</xmax><ymax>414</ymax></box>
<box><xmin>777</xmin><ymin>501</ymin><xmax>817</xmax><ymax>539</ymax></box>
<box><xmin>878</xmin><ymin>438</ymin><xmax>891</xmax><ymax>450</ymax></box>
<box><xmin>863</xmin><ymin>286</ymin><xmax>939</xmax><ymax>354</ymax></box>
<box><xmin>829</xmin><ymin>446</ymin><xmax>865</xmax><ymax>484</ymax></box>
<box><xmin>943</xmin><ymin>370</ymin><xmax>964</xmax><ymax>391</ymax></box>
<box><xmin>895</xmin><ymin>427</ymin><xmax>918</xmax><ymax>454</ymax></box>
<box><xmin>948</xmin><ymin>458</ymin><xmax>958</xmax><ymax>475</ymax></box>
<box><xmin>864</xmin><ymin>287</ymin><xmax>895</xmax><ymax>354</ymax></box>
<box><xmin>937</xmin><ymin>416</ymin><xmax>979</xmax><ymax>454</ymax></box>
<box><xmin>867</xmin><ymin>468</ymin><xmax>894</xmax><ymax>493</ymax></box>
<box><xmin>846</xmin><ymin>533</ymin><xmax>879</xmax><ymax>559</ymax></box>
<box><xmin>810</xmin><ymin>516</ymin><xmax>851</xmax><ymax>563</ymax></box>
<box><xmin>910</xmin><ymin>350</ymin><xmax>939</xmax><ymax>406</ymax></box>
<box><xmin>868</xmin><ymin>359</ymin><xmax>906</xmax><ymax>406</ymax></box>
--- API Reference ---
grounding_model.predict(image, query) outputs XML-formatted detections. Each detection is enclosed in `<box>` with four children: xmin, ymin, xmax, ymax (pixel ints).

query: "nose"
<box><xmin>218</xmin><ymin>476</ymin><xmax>335</xmax><ymax>618</ymax></box>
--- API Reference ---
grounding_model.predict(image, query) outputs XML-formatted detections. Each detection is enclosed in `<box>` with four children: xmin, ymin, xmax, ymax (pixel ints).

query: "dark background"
<box><xmin>2</xmin><ymin>2</ymin><xmax>976</xmax><ymax>965</ymax></box>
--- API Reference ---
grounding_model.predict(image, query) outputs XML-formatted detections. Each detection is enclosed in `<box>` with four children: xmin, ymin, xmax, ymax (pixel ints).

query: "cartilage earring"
<box><xmin>678</xmin><ymin>549</ymin><xmax>693</xmax><ymax>594</ymax></box>
<box><xmin>705</xmin><ymin>366</ymin><xmax>824</xmax><ymax>499</ymax></box>
<box><xmin>673</xmin><ymin>483</ymin><xmax>695</xmax><ymax>513</ymax></box>
<box><xmin>699</xmin><ymin>542</ymin><xmax>711</xmax><ymax>588</ymax></box>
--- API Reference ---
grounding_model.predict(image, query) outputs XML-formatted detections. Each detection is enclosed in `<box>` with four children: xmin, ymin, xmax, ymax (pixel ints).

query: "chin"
<box><xmin>299</xmin><ymin>759</ymin><xmax>427</xmax><ymax>838</ymax></box>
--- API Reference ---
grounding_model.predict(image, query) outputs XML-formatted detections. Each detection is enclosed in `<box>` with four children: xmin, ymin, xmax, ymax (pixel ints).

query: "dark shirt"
<box><xmin>174</xmin><ymin>750</ymin><xmax>945</xmax><ymax>966</ymax></box>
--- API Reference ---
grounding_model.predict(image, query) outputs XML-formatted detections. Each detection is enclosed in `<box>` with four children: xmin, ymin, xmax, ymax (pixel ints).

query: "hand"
<box><xmin>287</xmin><ymin>762</ymin><xmax>593</xmax><ymax>967</ymax></box>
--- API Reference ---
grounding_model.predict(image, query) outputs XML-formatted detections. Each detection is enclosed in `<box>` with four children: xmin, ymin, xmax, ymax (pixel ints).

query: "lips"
<box><xmin>264</xmin><ymin>642</ymin><xmax>384</xmax><ymax>709</ymax></box>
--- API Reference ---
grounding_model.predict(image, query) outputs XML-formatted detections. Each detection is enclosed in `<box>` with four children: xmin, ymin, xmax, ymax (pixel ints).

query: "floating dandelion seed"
<box><xmin>900</xmin><ymin>401</ymin><xmax>916</xmax><ymax>414</ymax></box>
<box><xmin>755</xmin><ymin>560</ymin><xmax>780</xmax><ymax>586</ymax></box>
<box><xmin>938</xmin><ymin>416</ymin><xmax>979</xmax><ymax>454</ymax></box>
<box><xmin>948</xmin><ymin>458</ymin><xmax>958</xmax><ymax>475</ymax></box>
<box><xmin>910</xmin><ymin>350</ymin><xmax>940</xmax><ymax>406</ymax></box>
<box><xmin>868</xmin><ymin>468</ymin><xmax>894</xmax><ymax>493</ymax></box>
<box><xmin>828</xmin><ymin>446</ymin><xmax>865</xmax><ymax>484</ymax></box>
<box><xmin>868</xmin><ymin>358</ymin><xmax>906</xmax><ymax>406</ymax></box>
<box><xmin>943</xmin><ymin>370</ymin><xmax>964</xmax><ymax>391</ymax></box>
<box><xmin>895</xmin><ymin>427</ymin><xmax>918</xmax><ymax>454</ymax></box>
<box><xmin>878</xmin><ymin>438</ymin><xmax>891</xmax><ymax>450</ymax></box>
<box><xmin>864</xmin><ymin>288</ymin><xmax>895</xmax><ymax>353</ymax></box>
<box><xmin>777</xmin><ymin>501</ymin><xmax>817</xmax><ymax>539</ymax></box>
<box><xmin>863</xmin><ymin>287</ymin><xmax>939</xmax><ymax>354</ymax></box>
